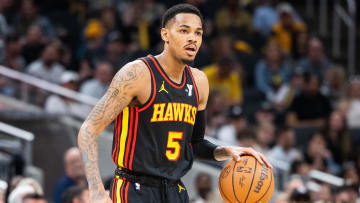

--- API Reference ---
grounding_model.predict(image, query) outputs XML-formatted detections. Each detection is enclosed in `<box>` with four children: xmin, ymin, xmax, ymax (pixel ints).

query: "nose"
<box><xmin>188</xmin><ymin>33</ymin><xmax>197</xmax><ymax>43</ymax></box>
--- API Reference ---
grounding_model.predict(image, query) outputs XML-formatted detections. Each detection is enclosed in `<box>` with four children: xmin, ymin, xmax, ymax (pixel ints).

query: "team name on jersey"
<box><xmin>150</xmin><ymin>103</ymin><xmax>197</xmax><ymax>125</ymax></box>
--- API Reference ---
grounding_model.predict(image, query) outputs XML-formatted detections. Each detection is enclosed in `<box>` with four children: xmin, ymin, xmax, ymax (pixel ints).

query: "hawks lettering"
<box><xmin>151</xmin><ymin>103</ymin><xmax>197</xmax><ymax>125</ymax></box>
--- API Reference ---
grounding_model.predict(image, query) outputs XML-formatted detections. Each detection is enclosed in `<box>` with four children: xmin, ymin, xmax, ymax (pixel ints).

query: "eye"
<box><xmin>195</xmin><ymin>31</ymin><xmax>202</xmax><ymax>36</ymax></box>
<box><xmin>180</xmin><ymin>29</ymin><xmax>188</xmax><ymax>34</ymax></box>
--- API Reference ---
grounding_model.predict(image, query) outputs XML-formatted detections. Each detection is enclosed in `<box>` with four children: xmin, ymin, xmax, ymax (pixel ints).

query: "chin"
<box><xmin>180</xmin><ymin>57</ymin><xmax>195</xmax><ymax>65</ymax></box>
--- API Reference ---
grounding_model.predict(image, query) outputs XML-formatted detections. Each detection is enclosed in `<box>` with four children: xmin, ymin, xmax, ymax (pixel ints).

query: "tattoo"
<box><xmin>78</xmin><ymin>62</ymin><xmax>145</xmax><ymax>200</ymax></box>
<box><xmin>87</xmin><ymin>87</ymin><xmax>119</xmax><ymax>122</ymax></box>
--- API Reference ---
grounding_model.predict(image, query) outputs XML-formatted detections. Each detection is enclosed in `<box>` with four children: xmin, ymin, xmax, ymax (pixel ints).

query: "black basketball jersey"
<box><xmin>111</xmin><ymin>55</ymin><xmax>199</xmax><ymax>180</ymax></box>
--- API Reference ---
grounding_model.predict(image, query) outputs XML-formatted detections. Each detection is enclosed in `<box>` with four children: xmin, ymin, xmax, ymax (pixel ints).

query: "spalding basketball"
<box><xmin>218</xmin><ymin>155</ymin><xmax>274</xmax><ymax>203</ymax></box>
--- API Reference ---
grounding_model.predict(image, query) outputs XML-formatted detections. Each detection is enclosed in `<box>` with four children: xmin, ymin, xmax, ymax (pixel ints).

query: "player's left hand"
<box><xmin>223</xmin><ymin>146</ymin><xmax>272</xmax><ymax>169</ymax></box>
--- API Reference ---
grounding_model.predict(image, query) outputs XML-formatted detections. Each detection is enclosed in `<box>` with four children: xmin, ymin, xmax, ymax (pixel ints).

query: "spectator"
<box><xmin>254</xmin><ymin>122</ymin><xmax>275</xmax><ymax>154</ymax></box>
<box><xmin>297</xmin><ymin>37</ymin><xmax>332</xmax><ymax>78</ymax></box>
<box><xmin>78</xmin><ymin>19</ymin><xmax>105</xmax><ymax>80</ymax></box>
<box><xmin>333</xmin><ymin>185</ymin><xmax>356</xmax><ymax>203</ymax></box>
<box><xmin>304</xmin><ymin>133</ymin><xmax>339</xmax><ymax>174</ymax></box>
<box><xmin>203</xmin><ymin>55</ymin><xmax>242</xmax><ymax>105</ymax></box>
<box><xmin>99</xmin><ymin>7</ymin><xmax>119</xmax><ymax>43</ymax></box>
<box><xmin>289</xmin><ymin>187</ymin><xmax>311</xmax><ymax>203</ymax></box>
<box><xmin>80</xmin><ymin>61</ymin><xmax>113</xmax><ymax>99</ymax></box>
<box><xmin>12</xmin><ymin>0</ymin><xmax>55</xmax><ymax>38</ymax></box>
<box><xmin>253</xmin><ymin>0</ymin><xmax>278</xmax><ymax>37</ymax></box>
<box><xmin>44</xmin><ymin>71</ymin><xmax>90</xmax><ymax>118</ymax></box>
<box><xmin>26</xmin><ymin>42</ymin><xmax>65</xmax><ymax>84</ymax></box>
<box><xmin>337</xmin><ymin>76</ymin><xmax>360</xmax><ymax>128</ymax></box>
<box><xmin>2</xmin><ymin>34</ymin><xmax>25</xmax><ymax>71</ymax></box>
<box><xmin>267</xmin><ymin>126</ymin><xmax>302</xmax><ymax>165</ymax></box>
<box><xmin>21</xmin><ymin>25</ymin><xmax>46</xmax><ymax>65</ymax></box>
<box><xmin>341</xmin><ymin>163</ymin><xmax>359</xmax><ymax>186</ymax></box>
<box><xmin>23</xmin><ymin>194</ymin><xmax>47</xmax><ymax>203</ymax></box>
<box><xmin>275</xmin><ymin>178</ymin><xmax>306</xmax><ymax>203</ymax></box>
<box><xmin>62</xmin><ymin>185</ymin><xmax>89</xmax><ymax>203</ymax></box>
<box><xmin>310</xmin><ymin>183</ymin><xmax>332</xmax><ymax>203</ymax></box>
<box><xmin>191</xmin><ymin>172</ymin><xmax>222</xmax><ymax>203</ymax></box>
<box><xmin>321</xmin><ymin>66</ymin><xmax>347</xmax><ymax>102</ymax></box>
<box><xmin>289</xmin><ymin>160</ymin><xmax>310</xmax><ymax>178</ymax></box>
<box><xmin>215</xmin><ymin>0</ymin><xmax>253</xmax><ymax>35</ymax></box>
<box><xmin>237</xmin><ymin>128</ymin><xmax>257</xmax><ymax>148</ymax></box>
<box><xmin>254</xmin><ymin>40</ymin><xmax>291</xmax><ymax>104</ymax></box>
<box><xmin>120</xmin><ymin>0</ymin><xmax>165</xmax><ymax>51</ymax></box>
<box><xmin>322</xmin><ymin>111</ymin><xmax>351</xmax><ymax>165</ymax></box>
<box><xmin>103</xmin><ymin>33</ymin><xmax>130</xmax><ymax>71</ymax></box>
<box><xmin>271</xmin><ymin>3</ymin><xmax>306</xmax><ymax>55</ymax></box>
<box><xmin>53</xmin><ymin>147</ymin><xmax>86</xmax><ymax>203</ymax></box>
<box><xmin>191</xmin><ymin>173</ymin><xmax>212</xmax><ymax>203</ymax></box>
<box><xmin>255</xmin><ymin>102</ymin><xmax>276</xmax><ymax>126</ymax></box>
<box><xmin>205</xmin><ymin>90</ymin><xmax>227</xmax><ymax>138</ymax></box>
<box><xmin>278</xmin><ymin>66</ymin><xmax>305</xmax><ymax>110</ymax></box>
<box><xmin>286</xmin><ymin>73</ymin><xmax>332</xmax><ymax>128</ymax></box>
<box><xmin>8</xmin><ymin>178</ymin><xmax>44</xmax><ymax>203</ymax></box>
<box><xmin>293</xmin><ymin>31</ymin><xmax>308</xmax><ymax>60</ymax></box>
<box><xmin>217</xmin><ymin>105</ymin><xmax>247</xmax><ymax>144</ymax></box>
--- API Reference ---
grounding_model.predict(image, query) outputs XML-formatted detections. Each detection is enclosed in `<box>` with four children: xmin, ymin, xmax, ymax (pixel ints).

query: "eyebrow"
<box><xmin>179</xmin><ymin>24</ymin><xmax>203</xmax><ymax>30</ymax></box>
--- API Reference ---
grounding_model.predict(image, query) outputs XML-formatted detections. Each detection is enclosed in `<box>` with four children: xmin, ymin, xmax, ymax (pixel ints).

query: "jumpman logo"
<box><xmin>158</xmin><ymin>81</ymin><xmax>168</xmax><ymax>93</ymax></box>
<box><xmin>178</xmin><ymin>184</ymin><xmax>185</xmax><ymax>193</ymax></box>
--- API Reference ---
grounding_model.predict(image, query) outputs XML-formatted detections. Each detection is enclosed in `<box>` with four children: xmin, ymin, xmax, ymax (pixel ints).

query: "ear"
<box><xmin>161</xmin><ymin>28</ymin><xmax>169</xmax><ymax>43</ymax></box>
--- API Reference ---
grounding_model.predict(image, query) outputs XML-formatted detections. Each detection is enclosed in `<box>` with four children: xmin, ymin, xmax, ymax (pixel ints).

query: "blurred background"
<box><xmin>0</xmin><ymin>0</ymin><xmax>359</xmax><ymax>202</ymax></box>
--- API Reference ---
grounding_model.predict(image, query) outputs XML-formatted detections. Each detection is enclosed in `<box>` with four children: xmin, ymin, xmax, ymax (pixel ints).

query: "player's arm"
<box><xmin>77</xmin><ymin>60</ymin><xmax>147</xmax><ymax>202</ymax></box>
<box><xmin>191</xmin><ymin>68</ymin><xmax>272</xmax><ymax>168</ymax></box>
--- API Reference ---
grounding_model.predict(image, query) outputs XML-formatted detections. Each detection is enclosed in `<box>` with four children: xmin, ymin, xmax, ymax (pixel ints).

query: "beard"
<box><xmin>181</xmin><ymin>58</ymin><xmax>194</xmax><ymax>66</ymax></box>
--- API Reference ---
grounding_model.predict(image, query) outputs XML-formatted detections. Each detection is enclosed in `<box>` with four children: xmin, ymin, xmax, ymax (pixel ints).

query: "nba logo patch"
<box><xmin>135</xmin><ymin>183</ymin><xmax>141</xmax><ymax>190</ymax></box>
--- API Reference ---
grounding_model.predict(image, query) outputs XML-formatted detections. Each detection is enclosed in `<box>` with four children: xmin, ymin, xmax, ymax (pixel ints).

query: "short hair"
<box><xmin>162</xmin><ymin>4</ymin><xmax>203</xmax><ymax>28</ymax></box>
<box><xmin>62</xmin><ymin>185</ymin><xmax>87</xmax><ymax>203</ymax></box>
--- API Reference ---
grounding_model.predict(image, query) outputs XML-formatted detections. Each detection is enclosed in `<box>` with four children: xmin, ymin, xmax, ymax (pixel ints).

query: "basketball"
<box><xmin>218</xmin><ymin>155</ymin><xmax>275</xmax><ymax>203</ymax></box>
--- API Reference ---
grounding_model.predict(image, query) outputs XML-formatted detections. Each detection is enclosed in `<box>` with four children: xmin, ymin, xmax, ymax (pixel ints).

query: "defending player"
<box><xmin>78</xmin><ymin>4</ymin><xmax>272</xmax><ymax>203</ymax></box>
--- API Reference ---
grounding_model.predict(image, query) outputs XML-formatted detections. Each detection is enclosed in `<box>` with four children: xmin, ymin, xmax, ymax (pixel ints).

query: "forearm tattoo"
<box><xmin>77</xmin><ymin>63</ymin><xmax>144</xmax><ymax>200</ymax></box>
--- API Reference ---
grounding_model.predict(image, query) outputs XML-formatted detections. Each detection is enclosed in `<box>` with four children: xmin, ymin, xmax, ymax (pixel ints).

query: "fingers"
<box><xmin>259</xmin><ymin>152</ymin><xmax>273</xmax><ymax>169</ymax></box>
<box><xmin>249</xmin><ymin>149</ymin><xmax>265</xmax><ymax>165</ymax></box>
<box><xmin>236</xmin><ymin>147</ymin><xmax>273</xmax><ymax>168</ymax></box>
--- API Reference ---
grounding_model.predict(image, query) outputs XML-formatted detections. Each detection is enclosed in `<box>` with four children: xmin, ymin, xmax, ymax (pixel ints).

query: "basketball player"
<box><xmin>78</xmin><ymin>4</ymin><xmax>272</xmax><ymax>203</ymax></box>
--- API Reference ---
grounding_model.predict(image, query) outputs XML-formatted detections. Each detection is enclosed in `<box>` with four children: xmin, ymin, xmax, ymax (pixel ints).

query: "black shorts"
<box><xmin>110</xmin><ymin>176</ymin><xmax>189</xmax><ymax>203</ymax></box>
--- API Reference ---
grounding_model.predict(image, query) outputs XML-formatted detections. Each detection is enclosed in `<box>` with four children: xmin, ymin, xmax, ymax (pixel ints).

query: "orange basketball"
<box><xmin>218</xmin><ymin>155</ymin><xmax>275</xmax><ymax>203</ymax></box>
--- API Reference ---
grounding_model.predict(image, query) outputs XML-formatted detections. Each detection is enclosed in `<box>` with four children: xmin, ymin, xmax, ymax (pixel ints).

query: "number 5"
<box><xmin>166</xmin><ymin>131</ymin><xmax>183</xmax><ymax>161</ymax></box>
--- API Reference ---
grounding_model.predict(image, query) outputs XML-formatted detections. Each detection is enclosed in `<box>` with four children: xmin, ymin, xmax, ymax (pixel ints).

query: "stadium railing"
<box><xmin>306</xmin><ymin>0</ymin><xmax>356</xmax><ymax>75</ymax></box>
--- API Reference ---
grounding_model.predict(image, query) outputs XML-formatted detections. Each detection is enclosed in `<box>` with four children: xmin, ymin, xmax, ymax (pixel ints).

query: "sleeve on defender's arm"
<box><xmin>191</xmin><ymin>110</ymin><xmax>218</xmax><ymax>161</ymax></box>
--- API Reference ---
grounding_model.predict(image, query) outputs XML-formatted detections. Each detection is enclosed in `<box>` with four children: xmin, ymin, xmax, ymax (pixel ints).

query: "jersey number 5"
<box><xmin>166</xmin><ymin>131</ymin><xmax>183</xmax><ymax>161</ymax></box>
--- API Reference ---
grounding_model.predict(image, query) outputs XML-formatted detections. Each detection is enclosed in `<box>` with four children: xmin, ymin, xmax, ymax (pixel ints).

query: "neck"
<box><xmin>156</xmin><ymin>51</ymin><xmax>186</xmax><ymax>83</ymax></box>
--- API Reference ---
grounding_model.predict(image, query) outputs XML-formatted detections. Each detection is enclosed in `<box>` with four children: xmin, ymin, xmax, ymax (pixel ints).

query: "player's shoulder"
<box><xmin>188</xmin><ymin>66</ymin><xmax>209</xmax><ymax>92</ymax></box>
<box><xmin>111</xmin><ymin>59</ymin><xmax>150</xmax><ymax>86</ymax></box>
<box><xmin>121</xmin><ymin>59</ymin><xmax>148</xmax><ymax>72</ymax></box>
<box><xmin>188</xmin><ymin>66</ymin><xmax>208</xmax><ymax>82</ymax></box>
<box><xmin>115</xmin><ymin>59</ymin><xmax>149</xmax><ymax>77</ymax></box>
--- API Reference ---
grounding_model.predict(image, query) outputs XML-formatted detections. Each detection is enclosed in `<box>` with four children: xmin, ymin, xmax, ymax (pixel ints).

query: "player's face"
<box><xmin>162</xmin><ymin>13</ymin><xmax>203</xmax><ymax>64</ymax></box>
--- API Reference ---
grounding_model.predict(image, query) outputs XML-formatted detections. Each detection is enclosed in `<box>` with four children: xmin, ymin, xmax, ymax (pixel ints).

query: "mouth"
<box><xmin>184</xmin><ymin>45</ymin><xmax>197</xmax><ymax>56</ymax></box>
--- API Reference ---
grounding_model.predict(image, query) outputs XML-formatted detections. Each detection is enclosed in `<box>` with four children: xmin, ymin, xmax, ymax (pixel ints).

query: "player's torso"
<box><xmin>112</xmin><ymin>55</ymin><xmax>199</xmax><ymax>180</ymax></box>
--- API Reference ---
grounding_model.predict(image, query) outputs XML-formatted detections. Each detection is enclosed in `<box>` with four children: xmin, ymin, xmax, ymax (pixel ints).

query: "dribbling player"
<box><xmin>78</xmin><ymin>4</ymin><xmax>272</xmax><ymax>203</ymax></box>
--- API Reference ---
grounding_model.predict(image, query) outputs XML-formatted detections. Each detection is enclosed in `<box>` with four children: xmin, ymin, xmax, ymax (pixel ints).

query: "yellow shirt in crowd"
<box><xmin>203</xmin><ymin>64</ymin><xmax>242</xmax><ymax>105</ymax></box>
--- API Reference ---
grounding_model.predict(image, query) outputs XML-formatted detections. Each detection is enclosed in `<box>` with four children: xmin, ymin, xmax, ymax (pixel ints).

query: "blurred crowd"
<box><xmin>0</xmin><ymin>0</ymin><xmax>359</xmax><ymax>202</ymax></box>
